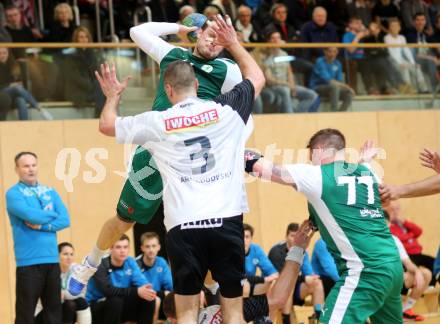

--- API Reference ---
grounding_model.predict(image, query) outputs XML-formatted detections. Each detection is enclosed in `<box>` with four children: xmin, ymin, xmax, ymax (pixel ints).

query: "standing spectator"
<box><xmin>301</xmin><ymin>7</ymin><xmax>339</xmax><ymax>60</ymax></box>
<box><xmin>269</xmin><ymin>223</ymin><xmax>325</xmax><ymax>323</ymax></box>
<box><xmin>372</xmin><ymin>0</ymin><xmax>401</xmax><ymax>33</ymax></box>
<box><xmin>311</xmin><ymin>238</ymin><xmax>339</xmax><ymax>297</ymax></box>
<box><xmin>406</xmin><ymin>13</ymin><xmax>439</xmax><ymax>92</ymax></box>
<box><xmin>47</xmin><ymin>3</ymin><xmax>76</xmax><ymax>43</ymax></box>
<box><xmin>4</xmin><ymin>5</ymin><xmax>41</xmax><ymax>58</ymax></box>
<box><xmin>234</xmin><ymin>5</ymin><xmax>260</xmax><ymax>42</ymax></box>
<box><xmin>86</xmin><ymin>234</ymin><xmax>156</xmax><ymax>324</ymax></box>
<box><xmin>0</xmin><ymin>47</ymin><xmax>40</xmax><ymax>120</ymax></box>
<box><xmin>211</xmin><ymin>0</ymin><xmax>238</xmax><ymax>22</ymax></box>
<box><xmin>347</xmin><ymin>0</ymin><xmax>373</xmax><ymax>27</ymax></box>
<box><xmin>362</xmin><ymin>21</ymin><xmax>411</xmax><ymax>94</ymax></box>
<box><xmin>264</xmin><ymin>30</ymin><xmax>319</xmax><ymax>113</ymax></box>
<box><xmin>243</xmin><ymin>223</ymin><xmax>279</xmax><ymax>282</ymax></box>
<box><xmin>63</xmin><ymin>26</ymin><xmax>104</xmax><ymax>116</ymax></box>
<box><xmin>136</xmin><ymin>232</ymin><xmax>173</xmax><ymax>322</ymax></box>
<box><xmin>385</xmin><ymin>18</ymin><xmax>428</xmax><ymax>92</ymax></box>
<box><xmin>6</xmin><ymin>151</ymin><xmax>70</xmax><ymax>324</ymax></box>
<box><xmin>309</xmin><ymin>47</ymin><xmax>354</xmax><ymax>111</ymax></box>
<box><xmin>342</xmin><ymin>16</ymin><xmax>370</xmax><ymax>93</ymax></box>
<box><xmin>400</xmin><ymin>0</ymin><xmax>431</xmax><ymax>32</ymax></box>
<box><xmin>384</xmin><ymin>201</ymin><xmax>436</xmax><ymax>281</ymax></box>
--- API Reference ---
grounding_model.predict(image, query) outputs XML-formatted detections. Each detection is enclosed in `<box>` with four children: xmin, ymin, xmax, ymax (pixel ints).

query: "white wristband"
<box><xmin>285</xmin><ymin>246</ymin><xmax>305</xmax><ymax>266</ymax></box>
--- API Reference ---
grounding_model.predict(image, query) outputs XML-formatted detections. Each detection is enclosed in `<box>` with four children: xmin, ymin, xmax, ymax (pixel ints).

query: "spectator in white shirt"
<box><xmin>384</xmin><ymin>18</ymin><xmax>428</xmax><ymax>92</ymax></box>
<box><xmin>234</xmin><ymin>5</ymin><xmax>260</xmax><ymax>42</ymax></box>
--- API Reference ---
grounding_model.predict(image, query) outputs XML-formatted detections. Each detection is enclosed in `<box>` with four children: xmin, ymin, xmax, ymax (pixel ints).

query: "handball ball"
<box><xmin>182</xmin><ymin>13</ymin><xmax>208</xmax><ymax>43</ymax></box>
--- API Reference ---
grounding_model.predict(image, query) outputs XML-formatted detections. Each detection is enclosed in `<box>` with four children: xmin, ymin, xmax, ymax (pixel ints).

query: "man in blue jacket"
<box><xmin>6</xmin><ymin>151</ymin><xmax>70</xmax><ymax>324</ymax></box>
<box><xmin>309</xmin><ymin>47</ymin><xmax>354</xmax><ymax>112</ymax></box>
<box><xmin>311</xmin><ymin>238</ymin><xmax>339</xmax><ymax>297</ymax></box>
<box><xmin>86</xmin><ymin>234</ymin><xmax>156</xmax><ymax>324</ymax></box>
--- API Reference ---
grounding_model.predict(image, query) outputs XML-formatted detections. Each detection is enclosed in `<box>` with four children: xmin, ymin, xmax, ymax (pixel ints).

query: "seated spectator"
<box><xmin>384</xmin><ymin>201</ymin><xmax>436</xmax><ymax>284</ymax></box>
<box><xmin>400</xmin><ymin>0</ymin><xmax>431</xmax><ymax>32</ymax></box>
<box><xmin>282</xmin><ymin>0</ymin><xmax>312</xmax><ymax>31</ymax></box>
<box><xmin>264</xmin><ymin>30</ymin><xmax>320</xmax><ymax>113</ymax></box>
<box><xmin>301</xmin><ymin>7</ymin><xmax>339</xmax><ymax>60</ymax></box>
<box><xmin>269</xmin><ymin>223</ymin><xmax>324</xmax><ymax>323</ymax></box>
<box><xmin>63</xmin><ymin>26</ymin><xmax>104</xmax><ymax>116</ymax></box>
<box><xmin>136</xmin><ymin>232</ymin><xmax>172</xmax><ymax>322</ymax></box>
<box><xmin>391</xmin><ymin>234</ymin><xmax>431</xmax><ymax>321</ymax></box>
<box><xmin>406</xmin><ymin>13</ymin><xmax>439</xmax><ymax>92</ymax></box>
<box><xmin>36</xmin><ymin>242</ymin><xmax>91</xmax><ymax>324</ymax></box>
<box><xmin>362</xmin><ymin>22</ymin><xmax>411</xmax><ymax>94</ymax></box>
<box><xmin>47</xmin><ymin>3</ymin><xmax>76</xmax><ymax>43</ymax></box>
<box><xmin>86</xmin><ymin>234</ymin><xmax>156</xmax><ymax>324</ymax></box>
<box><xmin>178</xmin><ymin>5</ymin><xmax>195</xmax><ymax>23</ymax></box>
<box><xmin>372</xmin><ymin>0</ymin><xmax>401</xmax><ymax>33</ymax></box>
<box><xmin>244</xmin><ymin>223</ymin><xmax>279</xmax><ymax>284</ymax></box>
<box><xmin>311</xmin><ymin>238</ymin><xmax>339</xmax><ymax>297</ymax></box>
<box><xmin>385</xmin><ymin>18</ymin><xmax>428</xmax><ymax>93</ymax></box>
<box><xmin>4</xmin><ymin>5</ymin><xmax>42</xmax><ymax>58</ymax></box>
<box><xmin>347</xmin><ymin>0</ymin><xmax>373</xmax><ymax>27</ymax></box>
<box><xmin>429</xmin><ymin>0</ymin><xmax>440</xmax><ymax>29</ymax></box>
<box><xmin>342</xmin><ymin>16</ymin><xmax>370</xmax><ymax>93</ymax></box>
<box><xmin>315</xmin><ymin>0</ymin><xmax>349</xmax><ymax>33</ymax></box>
<box><xmin>203</xmin><ymin>5</ymin><xmax>221</xmax><ymax>20</ymax></box>
<box><xmin>0</xmin><ymin>91</ymin><xmax>11</xmax><ymax>121</ymax></box>
<box><xmin>211</xmin><ymin>0</ymin><xmax>237</xmax><ymax>22</ymax></box>
<box><xmin>234</xmin><ymin>5</ymin><xmax>260</xmax><ymax>43</ymax></box>
<box><xmin>0</xmin><ymin>48</ymin><xmax>45</xmax><ymax>120</ymax></box>
<box><xmin>309</xmin><ymin>47</ymin><xmax>354</xmax><ymax>112</ymax></box>
<box><xmin>267</xmin><ymin>3</ymin><xmax>298</xmax><ymax>43</ymax></box>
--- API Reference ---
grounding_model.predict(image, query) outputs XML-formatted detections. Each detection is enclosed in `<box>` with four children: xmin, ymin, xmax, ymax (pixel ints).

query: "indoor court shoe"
<box><xmin>403</xmin><ymin>309</ymin><xmax>425</xmax><ymax>321</ymax></box>
<box><xmin>66</xmin><ymin>257</ymin><xmax>97</xmax><ymax>297</ymax></box>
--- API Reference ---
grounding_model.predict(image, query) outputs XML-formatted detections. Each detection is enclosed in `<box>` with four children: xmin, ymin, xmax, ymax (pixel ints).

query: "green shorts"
<box><xmin>117</xmin><ymin>146</ymin><xmax>163</xmax><ymax>224</ymax></box>
<box><xmin>320</xmin><ymin>261</ymin><xmax>403</xmax><ymax>324</ymax></box>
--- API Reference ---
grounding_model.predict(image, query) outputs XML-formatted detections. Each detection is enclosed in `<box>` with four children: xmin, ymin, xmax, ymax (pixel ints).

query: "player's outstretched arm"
<box><xmin>380</xmin><ymin>174</ymin><xmax>440</xmax><ymax>202</ymax></box>
<box><xmin>245</xmin><ymin>150</ymin><xmax>296</xmax><ymax>187</ymax></box>
<box><xmin>130</xmin><ymin>22</ymin><xmax>196</xmax><ymax>64</ymax></box>
<box><xmin>211</xmin><ymin>14</ymin><xmax>265</xmax><ymax>98</ymax></box>
<box><xmin>96</xmin><ymin>63</ymin><xmax>131</xmax><ymax>136</ymax></box>
<box><xmin>420</xmin><ymin>148</ymin><xmax>440</xmax><ymax>174</ymax></box>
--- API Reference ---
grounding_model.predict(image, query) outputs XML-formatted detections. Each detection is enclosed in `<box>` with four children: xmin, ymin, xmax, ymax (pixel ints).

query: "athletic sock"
<box><xmin>314</xmin><ymin>303</ymin><xmax>322</xmax><ymax>318</ymax></box>
<box><xmin>403</xmin><ymin>297</ymin><xmax>417</xmax><ymax>312</ymax></box>
<box><xmin>281</xmin><ymin>313</ymin><xmax>291</xmax><ymax>324</ymax></box>
<box><xmin>87</xmin><ymin>245</ymin><xmax>107</xmax><ymax>267</ymax></box>
<box><xmin>76</xmin><ymin>309</ymin><xmax>92</xmax><ymax>324</ymax></box>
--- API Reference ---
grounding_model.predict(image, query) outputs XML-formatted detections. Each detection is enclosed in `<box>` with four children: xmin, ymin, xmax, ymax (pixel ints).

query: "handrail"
<box><xmin>1</xmin><ymin>42</ymin><xmax>439</xmax><ymax>49</ymax></box>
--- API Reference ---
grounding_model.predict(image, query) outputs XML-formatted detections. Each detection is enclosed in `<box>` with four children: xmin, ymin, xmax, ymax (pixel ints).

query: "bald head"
<box><xmin>313</xmin><ymin>6</ymin><xmax>327</xmax><ymax>27</ymax></box>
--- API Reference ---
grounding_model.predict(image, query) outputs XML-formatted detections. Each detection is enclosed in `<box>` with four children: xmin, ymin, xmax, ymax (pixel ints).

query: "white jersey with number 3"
<box><xmin>115</xmin><ymin>80</ymin><xmax>255</xmax><ymax>231</ymax></box>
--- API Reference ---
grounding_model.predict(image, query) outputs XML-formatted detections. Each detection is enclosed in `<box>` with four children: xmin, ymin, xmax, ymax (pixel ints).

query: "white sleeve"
<box><xmin>284</xmin><ymin>164</ymin><xmax>322</xmax><ymax>198</ymax></box>
<box><xmin>401</xmin><ymin>37</ymin><xmax>415</xmax><ymax>64</ymax></box>
<box><xmin>115</xmin><ymin>111</ymin><xmax>163</xmax><ymax>145</ymax></box>
<box><xmin>220</xmin><ymin>59</ymin><xmax>243</xmax><ymax>93</ymax></box>
<box><xmin>130</xmin><ymin>22</ymin><xmax>179</xmax><ymax>64</ymax></box>
<box><xmin>392</xmin><ymin>235</ymin><xmax>409</xmax><ymax>261</ymax></box>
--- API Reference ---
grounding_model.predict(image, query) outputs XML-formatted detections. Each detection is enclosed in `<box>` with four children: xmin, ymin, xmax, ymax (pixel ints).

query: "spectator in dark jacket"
<box><xmin>372</xmin><ymin>0</ymin><xmax>401</xmax><ymax>33</ymax></box>
<box><xmin>400</xmin><ymin>0</ymin><xmax>431</xmax><ymax>31</ymax></box>
<box><xmin>234</xmin><ymin>5</ymin><xmax>260</xmax><ymax>42</ymax></box>
<box><xmin>315</xmin><ymin>0</ymin><xmax>349</xmax><ymax>33</ymax></box>
<box><xmin>301</xmin><ymin>7</ymin><xmax>339</xmax><ymax>60</ymax></box>
<box><xmin>47</xmin><ymin>3</ymin><xmax>76</xmax><ymax>43</ymax></box>
<box><xmin>406</xmin><ymin>13</ymin><xmax>439</xmax><ymax>92</ymax></box>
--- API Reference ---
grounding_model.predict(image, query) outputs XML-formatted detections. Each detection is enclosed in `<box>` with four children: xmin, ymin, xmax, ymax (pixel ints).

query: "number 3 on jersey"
<box><xmin>184</xmin><ymin>136</ymin><xmax>215</xmax><ymax>175</ymax></box>
<box><xmin>337</xmin><ymin>176</ymin><xmax>374</xmax><ymax>205</ymax></box>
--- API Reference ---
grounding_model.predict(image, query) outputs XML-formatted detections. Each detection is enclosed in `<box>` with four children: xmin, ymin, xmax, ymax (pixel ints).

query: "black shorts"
<box><xmin>293</xmin><ymin>275</ymin><xmax>306</xmax><ymax>306</ymax></box>
<box><xmin>166</xmin><ymin>215</ymin><xmax>245</xmax><ymax>298</ymax></box>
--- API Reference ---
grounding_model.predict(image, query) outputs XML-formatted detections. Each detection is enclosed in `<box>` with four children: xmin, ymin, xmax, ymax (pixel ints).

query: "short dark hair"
<box><xmin>163</xmin><ymin>61</ymin><xmax>196</xmax><ymax>92</ymax></box>
<box><xmin>243</xmin><ymin>223</ymin><xmax>254</xmax><ymax>236</ymax></box>
<box><xmin>163</xmin><ymin>292</ymin><xmax>176</xmax><ymax>318</ymax></box>
<box><xmin>140</xmin><ymin>232</ymin><xmax>160</xmax><ymax>245</ymax></box>
<box><xmin>286</xmin><ymin>223</ymin><xmax>299</xmax><ymax>235</ymax></box>
<box><xmin>348</xmin><ymin>16</ymin><xmax>361</xmax><ymax>23</ymax></box>
<box><xmin>14</xmin><ymin>151</ymin><xmax>37</xmax><ymax>166</ymax></box>
<box><xmin>118</xmin><ymin>234</ymin><xmax>130</xmax><ymax>243</ymax></box>
<box><xmin>58</xmin><ymin>242</ymin><xmax>74</xmax><ymax>253</ymax></box>
<box><xmin>5</xmin><ymin>5</ymin><xmax>20</xmax><ymax>12</ymax></box>
<box><xmin>413</xmin><ymin>12</ymin><xmax>426</xmax><ymax>20</ymax></box>
<box><xmin>307</xmin><ymin>128</ymin><xmax>346</xmax><ymax>151</ymax></box>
